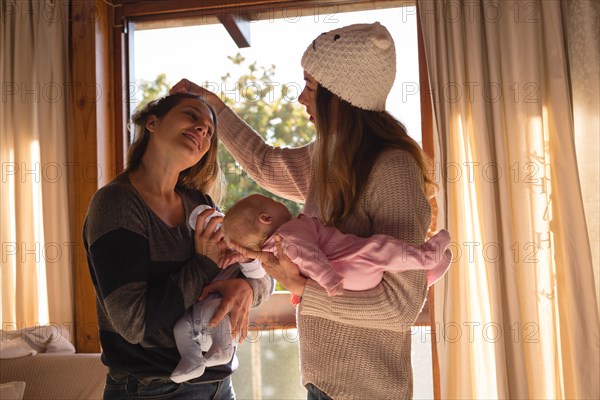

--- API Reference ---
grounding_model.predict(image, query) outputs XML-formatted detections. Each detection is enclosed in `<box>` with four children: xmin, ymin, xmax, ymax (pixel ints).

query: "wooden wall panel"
<box><xmin>68</xmin><ymin>0</ymin><xmax>118</xmax><ymax>353</ymax></box>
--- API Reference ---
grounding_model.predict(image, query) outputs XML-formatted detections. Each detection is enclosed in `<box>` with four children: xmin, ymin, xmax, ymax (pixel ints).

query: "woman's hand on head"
<box><xmin>170</xmin><ymin>79</ymin><xmax>226</xmax><ymax>113</ymax></box>
<box><xmin>199</xmin><ymin>279</ymin><xmax>253</xmax><ymax>343</ymax></box>
<box><xmin>231</xmin><ymin>236</ymin><xmax>307</xmax><ymax>297</ymax></box>
<box><xmin>194</xmin><ymin>208</ymin><xmax>227</xmax><ymax>264</ymax></box>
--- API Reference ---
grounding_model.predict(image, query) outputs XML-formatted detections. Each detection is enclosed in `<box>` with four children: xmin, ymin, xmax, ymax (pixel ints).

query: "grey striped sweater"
<box><xmin>83</xmin><ymin>173</ymin><xmax>272</xmax><ymax>381</ymax></box>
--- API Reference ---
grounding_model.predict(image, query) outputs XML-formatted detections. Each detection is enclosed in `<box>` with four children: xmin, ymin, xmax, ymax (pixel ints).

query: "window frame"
<box><xmin>70</xmin><ymin>1</ymin><xmax>438</xmax><ymax>396</ymax></box>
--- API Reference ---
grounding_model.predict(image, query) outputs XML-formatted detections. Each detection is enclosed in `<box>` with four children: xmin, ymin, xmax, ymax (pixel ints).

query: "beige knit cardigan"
<box><xmin>218</xmin><ymin>107</ymin><xmax>430</xmax><ymax>399</ymax></box>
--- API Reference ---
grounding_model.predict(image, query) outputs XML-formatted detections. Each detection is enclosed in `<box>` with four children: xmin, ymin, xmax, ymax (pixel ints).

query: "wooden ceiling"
<box><xmin>109</xmin><ymin>0</ymin><xmax>410</xmax><ymax>48</ymax></box>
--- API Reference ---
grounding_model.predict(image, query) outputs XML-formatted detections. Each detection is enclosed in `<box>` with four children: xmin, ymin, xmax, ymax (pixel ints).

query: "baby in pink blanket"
<box><xmin>223</xmin><ymin>194</ymin><xmax>452</xmax><ymax>296</ymax></box>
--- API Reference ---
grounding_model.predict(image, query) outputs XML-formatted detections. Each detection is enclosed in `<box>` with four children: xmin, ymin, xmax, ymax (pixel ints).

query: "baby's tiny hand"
<box><xmin>219</xmin><ymin>249</ymin><xmax>251</xmax><ymax>269</ymax></box>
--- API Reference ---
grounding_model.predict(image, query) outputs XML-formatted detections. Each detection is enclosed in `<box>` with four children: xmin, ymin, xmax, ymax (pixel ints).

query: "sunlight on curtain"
<box><xmin>1</xmin><ymin>0</ymin><xmax>72</xmax><ymax>332</ymax></box>
<box><xmin>419</xmin><ymin>0</ymin><xmax>599</xmax><ymax>399</ymax></box>
<box><xmin>1</xmin><ymin>149</ymin><xmax>18</xmax><ymax>323</ymax></box>
<box><xmin>524</xmin><ymin>110</ymin><xmax>563</xmax><ymax>399</ymax></box>
<box><xmin>564</xmin><ymin>0</ymin><xmax>600</xmax><ymax>315</ymax></box>
<box><xmin>30</xmin><ymin>141</ymin><xmax>49</xmax><ymax>326</ymax></box>
<box><xmin>453</xmin><ymin>114</ymin><xmax>499</xmax><ymax>398</ymax></box>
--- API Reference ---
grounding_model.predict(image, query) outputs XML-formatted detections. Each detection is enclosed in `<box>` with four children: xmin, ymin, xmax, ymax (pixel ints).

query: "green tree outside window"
<box><xmin>134</xmin><ymin>53</ymin><xmax>314</xmax><ymax>216</ymax></box>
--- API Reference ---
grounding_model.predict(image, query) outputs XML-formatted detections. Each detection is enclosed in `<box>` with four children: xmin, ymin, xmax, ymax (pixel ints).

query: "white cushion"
<box><xmin>0</xmin><ymin>381</ymin><xmax>26</xmax><ymax>400</ymax></box>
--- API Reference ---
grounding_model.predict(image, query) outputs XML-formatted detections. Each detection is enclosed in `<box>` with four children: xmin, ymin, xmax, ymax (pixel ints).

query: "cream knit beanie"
<box><xmin>301</xmin><ymin>22</ymin><xmax>396</xmax><ymax>111</ymax></box>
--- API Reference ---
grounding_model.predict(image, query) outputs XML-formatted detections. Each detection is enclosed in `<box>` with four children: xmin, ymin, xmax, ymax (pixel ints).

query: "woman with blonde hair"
<box><xmin>173</xmin><ymin>21</ymin><xmax>436</xmax><ymax>399</ymax></box>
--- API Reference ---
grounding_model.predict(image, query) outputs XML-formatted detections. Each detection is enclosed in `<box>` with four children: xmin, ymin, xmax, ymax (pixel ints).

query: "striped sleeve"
<box><xmin>84</xmin><ymin>185</ymin><xmax>220</xmax><ymax>344</ymax></box>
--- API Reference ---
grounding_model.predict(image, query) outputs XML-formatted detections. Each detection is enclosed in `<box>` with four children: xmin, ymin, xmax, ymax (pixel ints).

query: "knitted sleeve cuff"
<box><xmin>300</xmin><ymin>279</ymin><xmax>331</xmax><ymax>315</ymax></box>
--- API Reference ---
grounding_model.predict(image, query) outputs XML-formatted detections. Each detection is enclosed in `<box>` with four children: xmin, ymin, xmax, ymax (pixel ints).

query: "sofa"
<box><xmin>0</xmin><ymin>353</ymin><xmax>106</xmax><ymax>400</ymax></box>
<box><xmin>0</xmin><ymin>326</ymin><xmax>106</xmax><ymax>400</ymax></box>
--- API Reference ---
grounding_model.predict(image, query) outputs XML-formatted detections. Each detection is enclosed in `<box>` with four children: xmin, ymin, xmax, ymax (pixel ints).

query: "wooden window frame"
<box><xmin>69</xmin><ymin>1</ymin><xmax>438</xmax><ymax>396</ymax></box>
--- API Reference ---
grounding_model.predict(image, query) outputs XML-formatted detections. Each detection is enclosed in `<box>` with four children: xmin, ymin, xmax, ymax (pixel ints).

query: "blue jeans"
<box><xmin>103</xmin><ymin>373</ymin><xmax>235</xmax><ymax>399</ymax></box>
<box><xmin>306</xmin><ymin>384</ymin><xmax>333</xmax><ymax>400</ymax></box>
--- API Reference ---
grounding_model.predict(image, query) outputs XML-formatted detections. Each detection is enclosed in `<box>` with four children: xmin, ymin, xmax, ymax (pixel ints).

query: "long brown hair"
<box><xmin>313</xmin><ymin>86</ymin><xmax>435</xmax><ymax>227</ymax></box>
<box><xmin>127</xmin><ymin>93</ymin><xmax>224</xmax><ymax>202</ymax></box>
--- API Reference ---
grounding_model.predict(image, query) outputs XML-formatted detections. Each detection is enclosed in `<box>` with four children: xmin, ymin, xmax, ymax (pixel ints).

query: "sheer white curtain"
<box><xmin>418</xmin><ymin>0</ymin><xmax>599</xmax><ymax>398</ymax></box>
<box><xmin>564</xmin><ymin>0</ymin><xmax>600</xmax><ymax>316</ymax></box>
<box><xmin>1</xmin><ymin>1</ymin><xmax>73</xmax><ymax>330</ymax></box>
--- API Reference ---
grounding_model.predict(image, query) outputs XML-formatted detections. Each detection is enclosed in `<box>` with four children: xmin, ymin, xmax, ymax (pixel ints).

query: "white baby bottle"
<box><xmin>188</xmin><ymin>204</ymin><xmax>224</xmax><ymax>231</ymax></box>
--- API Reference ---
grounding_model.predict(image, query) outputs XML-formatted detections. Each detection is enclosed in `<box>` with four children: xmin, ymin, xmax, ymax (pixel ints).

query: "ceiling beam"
<box><xmin>218</xmin><ymin>14</ymin><xmax>251</xmax><ymax>48</ymax></box>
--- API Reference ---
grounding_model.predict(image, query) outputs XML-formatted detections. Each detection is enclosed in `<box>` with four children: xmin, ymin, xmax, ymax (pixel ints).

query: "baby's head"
<box><xmin>223</xmin><ymin>194</ymin><xmax>293</xmax><ymax>251</ymax></box>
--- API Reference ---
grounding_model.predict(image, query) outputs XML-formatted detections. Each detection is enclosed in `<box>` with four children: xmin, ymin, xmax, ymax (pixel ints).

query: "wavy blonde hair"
<box><xmin>127</xmin><ymin>93</ymin><xmax>225</xmax><ymax>204</ymax></box>
<box><xmin>313</xmin><ymin>86</ymin><xmax>436</xmax><ymax>228</ymax></box>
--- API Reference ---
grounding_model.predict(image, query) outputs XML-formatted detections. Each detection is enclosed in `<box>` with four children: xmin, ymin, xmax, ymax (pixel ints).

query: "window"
<box><xmin>111</xmin><ymin>1</ymin><xmax>435</xmax><ymax>397</ymax></box>
<box><xmin>81</xmin><ymin>0</ymin><xmax>433</xmax><ymax>398</ymax></box>
<box><xmin>130</xmin><ymin>4</ymin><xmax>423</xmax><ymax>213</ymax></box>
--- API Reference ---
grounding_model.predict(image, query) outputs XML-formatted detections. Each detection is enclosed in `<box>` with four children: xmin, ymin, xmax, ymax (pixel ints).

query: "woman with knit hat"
<box><xmin>172</xmin><ymin>22</ymin><xmax>434</xmax><ymax>399</ymax></box>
